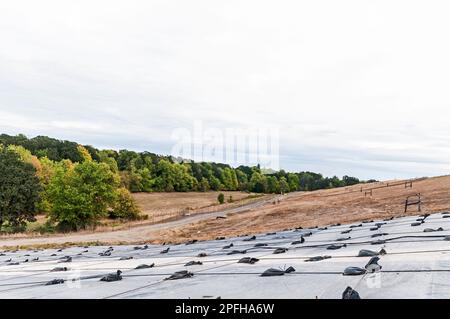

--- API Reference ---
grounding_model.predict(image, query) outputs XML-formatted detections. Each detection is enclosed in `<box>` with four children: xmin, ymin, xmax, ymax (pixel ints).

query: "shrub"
<box><xmin>110</xmin><ymin>188</ymin><xmax>141</xmax><ymax>220</ymax></box>
<box><xmin>218</xmin><ymin>193</ymin><xmax>225</xmax><ymax>204</ymax></box>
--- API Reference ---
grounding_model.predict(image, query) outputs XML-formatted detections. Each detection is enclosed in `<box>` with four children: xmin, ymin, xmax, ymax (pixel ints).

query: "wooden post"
<box><xmin>405</xmin><ymin>193</ymin><xmax>422</xmax><ymax>213</ymax></box>
<box><xmin>418</xmin><ymin>193</ymin><xmax>422</xmax><ymax>212</ymax></box>
<box><xmin>364</xmin><ymin>189</ymin><xmax>373</xmax><ymax>197</ymax></box>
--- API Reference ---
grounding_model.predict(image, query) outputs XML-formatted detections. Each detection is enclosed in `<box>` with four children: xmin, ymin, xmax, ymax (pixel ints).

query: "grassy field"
<box><xmin>133</xmin><ymin>191</ymin><xmax>256</xmax><ymax>220</ymax></box>
<box><xmin>19</xmin><ymin>191</ymin><xmax>265</xmax><ymax>235</ymax></box>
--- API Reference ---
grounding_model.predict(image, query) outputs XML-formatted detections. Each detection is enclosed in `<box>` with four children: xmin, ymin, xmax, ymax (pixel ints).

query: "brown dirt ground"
<box><xmin>133</xmin><ymin>191</ymin><xmax>257</xmax><ymax>218</ymax></box>
<box><xmin>154</xmin><ymin>175</ymin><xmax>450</xmax><ymax>243</ymax></box>
<box><xmin>25</xmin><ymin>191</ymin><xmax>262</xmax><ymax>233</ymax></box>
<box><xmin>1</xmin><ymin>176</ymin><xmax>449</xmax><ymax>249</ymax></box>
<box><xmin>0</xmin><ymin>191</ymin><xmax>269</xmax><ymax>247</ymax></box>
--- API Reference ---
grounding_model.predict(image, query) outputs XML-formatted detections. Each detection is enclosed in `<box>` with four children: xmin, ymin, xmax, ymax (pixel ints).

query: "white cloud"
<box><xmin>1</xmin><ymin>0</ymin><xmax>450</xmax><ymax>179</ymax></box>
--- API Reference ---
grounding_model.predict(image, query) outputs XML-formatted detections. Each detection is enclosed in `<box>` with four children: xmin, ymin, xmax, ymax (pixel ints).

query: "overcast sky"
<box><xmin>1</xmin><ymin>1</ymin><xmax>450</xmax><ymax>180</ymax></box>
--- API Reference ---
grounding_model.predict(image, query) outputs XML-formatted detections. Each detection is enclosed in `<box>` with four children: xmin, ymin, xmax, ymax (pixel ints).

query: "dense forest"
<box><xmin>0</xmin><ymin>134</ymin><xmax>365</xmax><ymax>194</ymax></box>
<box><xmin>0</xmin><ymin>133</ymin><xmax>370</xmax><ymax>232</ymax></box>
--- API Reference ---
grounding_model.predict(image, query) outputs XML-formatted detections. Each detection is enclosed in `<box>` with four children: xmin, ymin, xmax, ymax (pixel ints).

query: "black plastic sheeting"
<box><xmin>261</xmin><ymin>266</ymin><xmax>296</xmax><ymax>277</ymax></box>
<box><xmin>185</xmin><ymin>261</ymin><xmax>203</xmax><ymax>266</ymax></box>
<box><xmin>160</xmin><ymin>248</ymin><xmax>170</xmax><ymax>254</ymax></box>
<box><xmin>45</xmin><ymin>279</ymin><xmax>65</xmax><ymax>286</ymax></box>
<box><xmin>227</xmin><ymin>250</ymin><xmax>247</xmax><ymax>255</ymax></box>
<box><xmin>238</xmin><ymin>257</ymin><xmax>259</xmax><ymax>264</ymax></box>
<box><xmin>291</xmin><ymin>237</ymin><xmax>305</xmax><ymax>245</ymax></box>
<box><xmin>371</xmin><ymin>233</ymin><xmax>388</xmax><ymax>238</ymax></box>
<box><xmin>424</xmin><ymin>228</ymin><xmax>444</xmax><ymax>232</ymax></box>
<box><xmin>165</xmin><ymin>270</ymin><xmax>194</xmax><ymax>281</ymax></box>
<box><xmin>327</xmin><ymin>244</ymin><xmax>347</xmax><ymax>250</ymax></box>
<box><xmin>100</xmin><ymin>270</ymin><xmax>123</xmax><ymax>282</ymax></box>
<box><xmin>133</xmin><ymin>245</ymin><xmax>149</xmax><ymax>250</ymax></box>
<box><xmin>243</xmin><ymin>236</ymin><xmax>256</xmax><ymax>242</ymax></box>
<box><xmin>342</xmin><ymin>286</ymin><xmax>361</xmax><ymax>299</ymax></box>
<box><xmin>273</xmin><ymin>248</ymin><xmax>288</xmax><ymax>254</ymax></box>
<box><xmin>135</xmin><ymin>263</ymin><xmax>155</xmax><ymax>270</ymax></box>
<box><xmin>343</xmin><ymin>266</ymin><xmax>366</xmax><ymax>276</ymax></box>
<box><xmin>371</xmin><ymin>240</ymin><xmax>386</xmax><ymax>245</ymax></box>
<box><xmin>411</xmin><ymin>222</ymin><xmax>424</xmax><ymax>226</ymax></box>
<box><xmin>254</xmin><ymin>243</ymin><xmax>268</xmax><ymax>247</ymax></box>
<box><xmin>119</xmin><ymin>256</ymin><xmax>133</xmax><ymax>260</ymax></box>
<box><xmin>357</xmin><ymin>249</ymin><xmax>386</xmax><ymax>257</ymax></box>
<box><xmin>305</xmin><ymin>256</ymin><xmax>332</xmax><ymax>262</ymax></box>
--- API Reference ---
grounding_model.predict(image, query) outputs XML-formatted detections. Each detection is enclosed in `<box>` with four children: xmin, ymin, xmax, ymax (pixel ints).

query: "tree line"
<box><xmin>0</xmin><ymin>133</ymin><xmax>370</xmax><ymax>232</ymax></box>
<box><xmin>0</xmin><ymin>134</ymin><xmax>366</xmax><ymax>194</ymax></box>
<box><xmin>0</xmin><ymin>143</ymin><xmax>139</xmax><ymax>233</ymax></box>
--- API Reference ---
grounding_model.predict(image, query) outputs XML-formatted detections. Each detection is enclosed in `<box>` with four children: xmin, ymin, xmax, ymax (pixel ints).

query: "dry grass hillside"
<box><xmin>155</xmin><ymin>175</ymin><xmax>450</xmax><ymax>243</ymax></box>
<box><xmin>133</xmin><ymin>191</ymin><xmax>258</xmax><ymax>222</ymax></box>
<box><xmin>2</xmin><ymin>176</ymin><xmax>450</xmax><ymax>249</ymax></box>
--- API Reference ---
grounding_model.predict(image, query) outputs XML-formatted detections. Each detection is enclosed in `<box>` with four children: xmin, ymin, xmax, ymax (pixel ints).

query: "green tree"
<box><xmin>173</xmin><ymin>163</ymin><xmax>197</xmax><ymax>191</ymax></box>
<box><xmin>46</xmin><ymin>159</ymin><xmax>120</xmax><ymax>231</ymax></box>
<box><xmin>342</xmin><ymin>175</ymin><xmax>360</xmax><ymax>186</ymax></box>
<box><xmin>0</xmin><ymin>148</ymin><xmax>42</xmax><ymax>230</ymax></box>
<box><xmin>110</xmin><ymin>188</ymin><xmax>141</xmax><ymax>220</ymax></box>
<box><xmin>329</xmin><ymin>176</ymin><xmax>343</xmax><ymax>188</ymax></box>
<box><xmin>221</xmin><ymin>168</ymin><xmax>238</xmax><ymax>190</ymax></box>
<box><xmin>236</xmin><ymin>169</ymin><xmax>248</xmax><ymax>190</ymax></box>
<box><xmin>137</xmin><ymin>167</ymin><xmax>154</xmax><ymax>192</ymax></box>
<box><xmin>129</xmin><ymin>167</ymin><xmax>145</xmax><ymax>192</ymax></box>
<box><xmin>77</xmin><ymin>145</ymin><xmax>93</xmax><ymax>162</ymax></box>
<box><xmin>98</xmin><ymin>151</ymin><xmax>119</xmax><ymax>173</ymax></box>
<box><xmin>287</xmin><ymin>173</ymin><xmax>299</xmax><ymax>191</ymax></box>
<box><xmin>209</xmin><ymin>176</ymin><xmax>222</xmax><ymax>191</ymax></box>
<box><xmin>6</xmin><ymin>145</ymin><xmax>41</xmax><ymax>171</ymax></box>
<box><xmin>117</xmin><ymin>150</ymin><xmax>139</xmax><ymax>171</ymax></box>
<box><xmin>279</xmin><ymin>177</ymin><xmax>290</xmax><ymax>194</ymax></box>
<box><xmin>36</xmin><ymin>156</ymin><xmax>57</xmax><ymax>212</ymax></box>
<box><xmin>153</xmin><ymin>159</ymin><xmax>176</xmax><ymax>192</ymax></box>
<box><xmin>198</xmin><ymin>177</ymin><xmax>210</xmax><ymax>192</ymax></box>
<box><xmin>249</xmin><ymin>172</ymin><xmax>268</xmax><ymax>193</ymax></box>
<box><xmin>267</xmin><ymin>176</ymin><xmax>280</xmax><ymax>193</ymax></box>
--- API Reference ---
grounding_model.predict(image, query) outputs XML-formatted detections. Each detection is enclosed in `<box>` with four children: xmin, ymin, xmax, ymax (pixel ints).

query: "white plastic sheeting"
<box><xmin>1</xmin><ymin>213</ymin><xmax>450</xmax><ymax>299</ymax></box>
